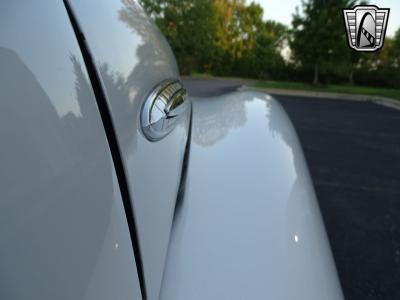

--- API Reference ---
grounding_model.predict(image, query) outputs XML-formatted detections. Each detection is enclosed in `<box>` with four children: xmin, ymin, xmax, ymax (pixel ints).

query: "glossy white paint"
<box><xmin>68</xmin><ymin>1</ymin><xmax>190</xmax><ymax>299</ymax></box>
<box><xmin>0</xmin><ymin>1</ymin><xmax>141</xmax><ymax>299</ymax></box>
<box><xmin>1</xmin><ymin>1</ymin><xmax>344</xmax><ymax>299</ymax></box>
<box><xmin>160</xmin><ymin>92</ymin><xmax>344</xmax><ymax>300</ymax></box>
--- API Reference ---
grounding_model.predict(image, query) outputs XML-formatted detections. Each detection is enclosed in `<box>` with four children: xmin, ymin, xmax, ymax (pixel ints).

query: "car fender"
<box><xmin>160</xmin><ymin>91</ymin><xmax>344</xmax><ymax>300</ymax></box>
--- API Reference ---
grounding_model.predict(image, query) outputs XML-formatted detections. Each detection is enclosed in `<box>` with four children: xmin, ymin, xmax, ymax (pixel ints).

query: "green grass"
<box><xmin>184</xmin><ymin>73</ymin><xmax>400</xmax><ymax>101</ymax></box>
<box><xmin>251</xmin><ymin>80</ymin><xmax>400</xmax><ymax>101</ymax></box>
<box><xmin>187</xmin><ymin>72</ymin><xmax>215</xmax><ymax>79</ymax></box>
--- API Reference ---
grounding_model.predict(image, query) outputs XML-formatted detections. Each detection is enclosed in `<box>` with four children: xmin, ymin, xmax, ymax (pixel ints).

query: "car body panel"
<box><xmin>68</xmin><ymin>1</ymin><xmax>190</xmax><ymax>299</ymax></box>
<box><xmin>1</xmin><ymin>1</ymin><xmax>345</xmax><ymax>299</ymax></box>
<box><xmin>0</xmin><ymin>1</ymin><xmax>141</xmax><ymax>299</ymax></box>
<box><xmin>160</xmin><ymin>92</ymin><xmax>344</xmax><ymax>300</ymax></box>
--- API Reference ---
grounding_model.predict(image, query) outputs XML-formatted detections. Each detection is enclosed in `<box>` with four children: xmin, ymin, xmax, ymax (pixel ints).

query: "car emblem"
<box><xmin>141</xmin><ymin>79</ymin><xmax>188</xmax><ymax>141</ymax></box>
<box><xmin>343</xmin><ymin>5</ymin><xmax>390</xmax><ymax>52</ymax></box>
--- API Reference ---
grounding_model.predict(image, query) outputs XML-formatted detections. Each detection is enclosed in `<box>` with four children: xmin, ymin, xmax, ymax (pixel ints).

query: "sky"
<box><xmin>255</xmin><ymin>0</ymin><xmax>400</xmax><ymax>37</ymax></box>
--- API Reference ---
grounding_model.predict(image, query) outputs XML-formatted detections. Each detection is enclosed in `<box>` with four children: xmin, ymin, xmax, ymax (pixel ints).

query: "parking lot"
<box><xmin>185</xmin><ymin>79</ymin><xmax>400</xmax><ymax>300</ymax></box>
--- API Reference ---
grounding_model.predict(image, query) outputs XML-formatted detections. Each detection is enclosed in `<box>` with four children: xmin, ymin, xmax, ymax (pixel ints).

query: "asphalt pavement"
<box><xmin>184</xmin><ymin>78</ymin><xmax>400</xmax><ymax>300</ymax></box>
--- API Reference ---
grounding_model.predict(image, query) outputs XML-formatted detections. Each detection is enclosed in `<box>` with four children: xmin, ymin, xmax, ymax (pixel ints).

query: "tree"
<box><xmin>138</xmin><ymin>0</ymin><xmax>288</xmax><ymax>79</ymax></box>
<box><xmin>212</xmin><ymin>1</ymin><xmax>286</xmax><ymax>77</ymax></box>
<box><xmin>139</xmin><ymin>0</ymin><xmax>286</xmax><ymax>77</ymax></box>
<box><xmin>212</xmin><ymin>0</ymin><xmax>265</xmax><ymax>75</ymax></box>
<box><xmin>355</xmin><ymin>33</ymin><xmax>400</xmax><ymax>88</ymax></box>
<box><xmin>247</xmin><ymin>21</ymin><xmax>288</xmax><ymax>79</ymax></box>
<box><xmin>291</xmin><ymin>0</ymin><xmax>357</xmax><ymax>85</ymax></box>
<box><xmin>139</xmin><ymin>0</ymin><xmax>218</xmax><ymax>74</ymax></box>
<box><xmin>389</xmin><ymin>28</ymin><xmax>400</xmax><ymax>68</ymax></box>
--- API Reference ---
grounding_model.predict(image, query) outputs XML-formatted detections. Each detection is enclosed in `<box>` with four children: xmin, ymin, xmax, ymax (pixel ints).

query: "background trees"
<box><xmin>139</xmin><ymin>0</ymin><xmax>218</xmax><ymax>74</ymax></box>
<box><xmin>291</xmin><ymin>0</ymin><xmax>357</xmax><ymax>84</ymax></box>
<box><xmin>139</xmin><ymin>0</ymin><xmax>400</xmax><ymax>89</ymax></box>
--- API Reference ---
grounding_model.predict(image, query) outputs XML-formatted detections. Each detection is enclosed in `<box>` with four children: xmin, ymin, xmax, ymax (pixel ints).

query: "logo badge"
<box><xmin>141</xmin><ymin>80</ymin><xmax>188</xmax><ymax>141</ymax></box>
<box><xmin>343</xmin><ymin>5</ymin><xmax>390</xmax><ymax>52</ymax></box>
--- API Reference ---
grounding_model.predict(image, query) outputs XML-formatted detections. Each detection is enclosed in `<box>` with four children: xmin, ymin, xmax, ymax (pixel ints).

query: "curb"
<box><xmin>239</xmin><ymin>86</ymin><xmax>400</xmax><ymax>111</ymax></box>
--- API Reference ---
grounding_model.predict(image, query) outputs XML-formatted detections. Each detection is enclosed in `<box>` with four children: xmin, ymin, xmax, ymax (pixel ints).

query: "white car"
<box><xmin>0</xmin><ymin>0</ymin><xmax>343</xmax><ymax>299</ymax></box>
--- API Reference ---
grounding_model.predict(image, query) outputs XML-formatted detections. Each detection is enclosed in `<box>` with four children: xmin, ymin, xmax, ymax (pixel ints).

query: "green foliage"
<box><xmin>291</xmin><ymin>0</ymin><xmax>358</xmax><ymax>84</ymax></box>
<box><xmin>140</xmin><ymin>0</ymin><xmax>400</xmax><ymax>89</ymax></box>
<box><xmin>140</xmin><ymin>0</ymin><xmax>218</xmax><ymax>74</ymax></box>
<box><xmin>139</xmin><ymin>0</ymin><xmax>287</xmax><ymax>77</ymax></box>
<box><xmin>252</xmin><ymin>80</ymin><xmax>400</xmax><ymax>100</ymax></box>
<box><xmin>355</xmin><ymin>35</ymin><xmax>400</xmax><ymax>88</ymax></box>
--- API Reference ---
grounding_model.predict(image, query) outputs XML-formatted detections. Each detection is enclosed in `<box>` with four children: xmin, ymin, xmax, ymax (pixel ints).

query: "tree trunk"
<box><xmin>313</xmin><ymin>63</ymin><xmax>319</xmax><ymax>85</ymax></box>
<box><xmin>349</xmin><ymin>67</ymin><xmax>354</xmax><ymax>85</ymax></box>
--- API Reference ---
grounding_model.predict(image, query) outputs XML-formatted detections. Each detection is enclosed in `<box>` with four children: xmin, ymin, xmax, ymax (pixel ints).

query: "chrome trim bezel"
<box><xmin>141</xmin><ymin>79</ymin><xmax>187</xmax><ymax>141</ymax></box>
